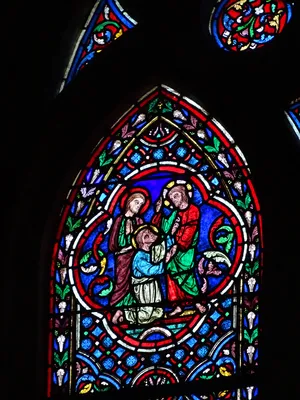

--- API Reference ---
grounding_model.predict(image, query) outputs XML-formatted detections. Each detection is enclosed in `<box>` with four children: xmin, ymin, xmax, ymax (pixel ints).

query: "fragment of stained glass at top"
<box><xmin>285</xmin><ymin>97</ymin><xmax>300</xmax><ymax>140</ymax></box>
<box><xmin>48</xmin><ymin>85</ymin><xmax>262</xmax><ymax>397</ymax></box>
<box><xmin>59</xmin><ymin>0</ymin><xmax>137</xmax><ymax>92</ymax></box>
<box><xmin>209</xmin><ymin>0</ymin><xmax>294</xmax><ymax>52</ymax></box>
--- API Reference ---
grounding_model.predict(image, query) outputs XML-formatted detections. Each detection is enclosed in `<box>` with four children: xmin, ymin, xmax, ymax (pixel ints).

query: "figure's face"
<box><xmin>169</xmin><ymin>189</ymin><xmax>183</xmax><ymax>208</ymax></box>
<box><xmin>128</xmin><ymin>196</ymin><xmax>145</xmax><ymax>214</ymax></box>
<box><xmin>142</xmin><ymin>229</ymin><xmax>158</xmax><ymax>245</ymax></box>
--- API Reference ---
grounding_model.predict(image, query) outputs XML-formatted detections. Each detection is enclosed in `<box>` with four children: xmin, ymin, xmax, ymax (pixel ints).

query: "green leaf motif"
<box><xmin>216</xmin><ymin>225</ymin><xmax>234</xmax><ymax>254</ymax></box>
<box><xmin>98</xmin><ymin>281</ymin><xmax>113</xmax><ymax>297</ymax></box>
<box><xmin>80</xmin><ymin>250</ymin><xmax>92</xmax><ymax>264</ymax></box>
<box><xmin>249</xmin><ymin>18</ymin><xmax>255</xmax><ymax>39</ymax></box>
<box><xmin>94</xmin><ymin>385</ymin><xmax>110</xmax><ymax>392</ymax></box>
<box><xmin>204</xmin><ymin>145</ymin><xmax>218</xmax><ymax>153</ymax></box>
<box><xmin>148</xmin><ymin>98</ymin><xmax>159</xmax><ymax>113</ymax></box>
<box><xmin>236</xmin><ymin>198</ymin><xmax>247</xmax><ymax>210</ymax></box>
<box><xmin>93</xmin><ymin>21</ymin><xmax>120</xmax><ymax>33</ymax></box>
<box><xmin>66</xmin><ymin>216</ymin><xmax>82</xmax><ymax>232</ymax></box>
<box><xmin>54</xmin><ymin>351</ymin><xmax>69</xmax><ymax>366</ymax></box>
<box><xmin>98</xmin><ymin>249</ymin><xmax>104</xmax><ymax>258</ymax></box>
<box><xmin>245</xmin><ymin>261</ymin><xmax>259</xmax><ymax>276</ymax></box>
<box><xmin>225</xmin><ymin>233</ymin><xmax>234</xmax><ymax>253</ymax></box>
<box><xmin>62</xmin><ymin>285</ymin><xmax>70</xmax><ymax>299</ymax></box>
<box><xmin>216</xmin><ymin>236</ymin><xmax>228</xmax><ymax>244</ymax></box>
<box><xmin>103</xmin><ymin>158</ymin><xmax>113</xmax><ymax>166</ymax></box>
<box><xmin>55</xmin><ymin>284</ymin><xmax>63</xmax><ymax>299</ymax></box>
<box><xmin>244</xmin><ymin>329</ymin><xmax>251</xmax><ymax>343</ymax></box>
<box><xmin>199</xmin><ymin>371</ymin><xmax>215</xmax><ymax>380</ymax></box>
<box><xmin>162</xmin><ymin>101</ymin><xmax>173</xmax><ymax>113</ymax></box>
<box><xmin>236</xmin><ymin>16</ymin><xmax>254</xmax><ymax>33</ymax></box>
<box><xmin>244</xmin><ymin>328</ymin><xmax>258</xmax><ymax>343</ymax></box>
<box><xmin>252</xmin><ymin>261</ymin><xmax>259</xmax><ymax>274</ymax></box>
<box><xmin>73</xmin><ymin>218</ymin><xmax>82</xmax><ymax>230</ymax></box>
<box><xmin>99</xmin><ymin>150</ymin><xmax>113</xmax><ymax>167</ymax></box>
<box><xmin>245</xmin><ymin>263</ymin><xmax>251</xmax><ymax>274</ymax></box>
<box><xmin>251</xmin><ymin>327</ymin><xmax>259</xmax><ymax>343</ymax></box>
<box><xmin>99</xmin><ymin>149</ymin><xmax>107</xmax><ymax>166</ymax></box>
<box><xmin>55</xmin><ymin>283</ymin><xmax>70</xmax><ymax>299</ymax></box>
<box><xmin>245</xmin><ymin>192</ymin><xmax>252</xmax><ymax>208</ymax></box>
<box><xmin>236</xmin><ymin>192</ymin><xmax>252</xmax><ymax>210</ymax></box>
<box><xmin>213</xmin><ymin>136</ymin><xmax>220</xmax><ymax>152</ymax></box>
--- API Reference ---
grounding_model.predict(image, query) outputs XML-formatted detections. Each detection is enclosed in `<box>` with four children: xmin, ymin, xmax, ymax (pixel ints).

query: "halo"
<box><xmin>162</xmin><ymin>179</ymin><xmax>193</xmax><ymax>207</ymax></box>
<box><xmin>120</xmin><ymin>187</ymin><xmax>150</xmax><ymax>214</ymax></box>
<box><xmin>132</xmin><ymin>224</ymin><xmax>159</xmax><ymax>249</ymax></box>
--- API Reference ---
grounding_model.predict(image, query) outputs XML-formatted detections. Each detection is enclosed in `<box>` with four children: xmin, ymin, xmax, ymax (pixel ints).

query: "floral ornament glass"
<box><xmin>209</xmin><ymin>0</ymin><xmax>294</xmax><ymax>52</ymax></box>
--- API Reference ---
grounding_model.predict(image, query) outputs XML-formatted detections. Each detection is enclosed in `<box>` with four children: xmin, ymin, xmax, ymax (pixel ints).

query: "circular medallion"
<box><xmin>210</xmin><ymin>0</ymin><xmax>293</xmax><ymax>52</ymax></box>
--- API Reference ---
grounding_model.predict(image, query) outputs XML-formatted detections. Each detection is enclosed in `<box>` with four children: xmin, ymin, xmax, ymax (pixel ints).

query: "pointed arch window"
<box><xmin>209</xmin><ymin>0</ymin><xmax>294</xmax><ymax>52</ymax></box>
<box><xmin>48</xmin><ymin>85</ymin><xmax>262</xmax><ymax>399</ymax></box>
<box><xmin>59</xmin><ymin>0</ymin><xmax>137</xmax><ymax>92</ymax></box>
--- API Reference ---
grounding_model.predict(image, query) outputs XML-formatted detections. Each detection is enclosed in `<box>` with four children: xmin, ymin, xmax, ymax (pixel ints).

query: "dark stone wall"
<box><xmin>3</xmin><ymin>1</ymin><xmax>300</xmax><ymax>399</ymax></box>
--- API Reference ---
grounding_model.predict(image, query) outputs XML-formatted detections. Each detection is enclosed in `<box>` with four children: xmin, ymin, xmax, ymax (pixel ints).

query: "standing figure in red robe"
<box><xmin>152</xmin><ymin>183</ymin><xmax>206</xmax><ymax>316</ymax></box>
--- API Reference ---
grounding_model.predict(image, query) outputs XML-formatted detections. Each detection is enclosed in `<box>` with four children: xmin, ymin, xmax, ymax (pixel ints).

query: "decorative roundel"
<box><xmin>210</xmin><ymin>0</ymin><xmax>294</xmax><ymax>52</ymax></box>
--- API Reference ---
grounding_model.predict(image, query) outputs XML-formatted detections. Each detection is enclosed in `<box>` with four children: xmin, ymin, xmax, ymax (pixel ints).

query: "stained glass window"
<box><xmin>209</xmin><ymin>0</ymin><xmax>294</xmax><ymax>52</ymax></box>
<box><xmin>59</xmin><ymin>0</ymin><xmax>137</xmax><ymax>92</ymax></box>
<box><xmin>285</xmin><ymin>97</ymin><xmax>300</xmax><ymax>140</ymax></box>
<box><xmin>48</xmin><ymin>85</ymin><xmax>262</xmax><ymax>398</ymax></box>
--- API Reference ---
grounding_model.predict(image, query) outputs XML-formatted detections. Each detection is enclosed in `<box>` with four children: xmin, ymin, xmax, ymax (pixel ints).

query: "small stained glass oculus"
<box><xmin>209</xmin><ymin>0</ymin><xmax>294</xmax><ymax>52</ymax></box>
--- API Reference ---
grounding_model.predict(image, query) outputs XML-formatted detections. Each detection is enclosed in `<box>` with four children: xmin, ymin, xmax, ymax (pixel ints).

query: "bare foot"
<box><xmin>169</xmin><ymin>306</ymin><xmax>182</xmax><ymax>316</ymax></box>
<box><xmin>196</xmin><ymin>303</ymin><xmax>206</xmax><ymax>313</ymax></box>
<box><xmin>112</xmin><ymin>310</ymin><xmax>123</xmax><ymax>324</ymax></box>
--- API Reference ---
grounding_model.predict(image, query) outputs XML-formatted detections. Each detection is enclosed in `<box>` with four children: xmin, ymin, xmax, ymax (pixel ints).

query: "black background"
<box><xmin>3</xmin><ymin>1</ymin><xmax>300</xmax><ymax>399</ymax></box>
